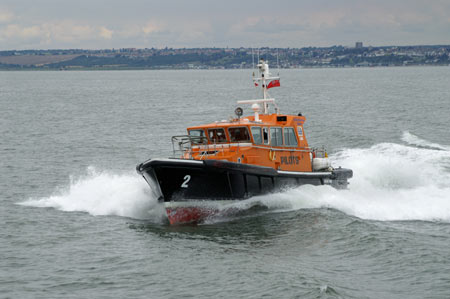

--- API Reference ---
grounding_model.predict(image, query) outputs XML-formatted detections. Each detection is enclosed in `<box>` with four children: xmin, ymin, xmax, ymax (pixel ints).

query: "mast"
<box><xmin>252</xmin><ymin>58</ymin><xmax>280</xmax><ymax>114</ymax></box>
<box><xmin>238</xmin><ymin>58</ymin><xmax>280</xmax><ymax>119</ymax></box>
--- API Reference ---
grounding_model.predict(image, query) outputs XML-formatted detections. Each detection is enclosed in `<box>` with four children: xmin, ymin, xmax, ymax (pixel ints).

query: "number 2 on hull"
<box><xmin>181</xmin><ymin>175</ymin><xmax>191</xmax><ymax>188</ymax></box>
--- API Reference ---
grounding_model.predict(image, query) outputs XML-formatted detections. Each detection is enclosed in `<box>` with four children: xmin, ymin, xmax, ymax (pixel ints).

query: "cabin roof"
<box><xmin>187</xmin><ymin>113</ymin><xmax>306</xmax><ymax>130</ymax></box>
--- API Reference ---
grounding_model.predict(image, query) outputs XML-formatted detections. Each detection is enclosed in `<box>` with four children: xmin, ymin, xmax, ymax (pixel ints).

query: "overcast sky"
<box><xmin>1</xmin><ymin>0</ymin><xmax>449</xmax><ymax>50</ymax></box>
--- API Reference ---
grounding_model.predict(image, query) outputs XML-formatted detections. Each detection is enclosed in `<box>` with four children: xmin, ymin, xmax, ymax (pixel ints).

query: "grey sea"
<box><xmin>2</xmin><ymin>67</ymin><xmax>450</xmax><ymax>299</ymax></box>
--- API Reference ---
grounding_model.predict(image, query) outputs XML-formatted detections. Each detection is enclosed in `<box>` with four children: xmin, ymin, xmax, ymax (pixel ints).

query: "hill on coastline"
<box><xmin>1</xmin><ymin>46</ymin><xmax>449</xmax><ymax>70</ymax></box>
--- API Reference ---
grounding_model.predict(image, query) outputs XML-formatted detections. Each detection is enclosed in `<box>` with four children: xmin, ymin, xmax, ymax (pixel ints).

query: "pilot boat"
<box><xmin>136</xmin><ymin>59</ymin><xmax>352</xmax><ymax>224</ymax></box>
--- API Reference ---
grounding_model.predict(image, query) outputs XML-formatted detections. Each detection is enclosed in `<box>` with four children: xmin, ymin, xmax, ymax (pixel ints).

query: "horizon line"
<box><xmin>2</xmin><ymin>44</ymin><xmax>450</xmax><ymax>52</ymax></box>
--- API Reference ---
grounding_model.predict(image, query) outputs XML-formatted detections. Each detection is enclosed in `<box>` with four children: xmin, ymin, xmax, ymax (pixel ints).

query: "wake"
<box><xmin>20</xmin><ymin>132</ymin><xmax>450</xmax><ymax>223</ymax></box>
<box><xmin>258</xmin><ymin>132</ymin><xmax>450</xmax><ymax>221</ymax></box>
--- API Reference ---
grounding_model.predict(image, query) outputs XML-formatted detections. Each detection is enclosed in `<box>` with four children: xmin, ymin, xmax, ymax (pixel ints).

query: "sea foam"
<box><xmin>20</xmin><ymin>132</ymin><xmax>450</xmax><ymax>222</ymax></box>
<box><xmin>20</xmin><ymin>167</ymin><xmax>166</xmax><ymax>222</ymax></box>
<box><xmin>256</xmin><ymin>132</ymin><xmax>450</xmax><ymax>221</ymax></box>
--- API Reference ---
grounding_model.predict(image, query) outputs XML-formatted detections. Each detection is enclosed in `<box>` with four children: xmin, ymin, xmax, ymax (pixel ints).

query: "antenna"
<box><xmin>277</xmin><ymin>49</ymin><xmax>280</xmax><ymax>75</ymax></box>
<box><xmin>242</xmin><ymin>56</ymin><xmax>280</xmax><ymax>115</ymax></box>
<box><xmin>252</xmin><ymin>48</ymin><xmax>255</xmax><ymax>70</ymax></box>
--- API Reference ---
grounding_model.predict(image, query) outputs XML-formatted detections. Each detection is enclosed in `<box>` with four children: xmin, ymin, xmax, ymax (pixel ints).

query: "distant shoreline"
<box><xmin>1</xmin><ymin>46</ymin><xmax>449</xmax><ymax>70</ymax></box>
<box><xmin>1</xmin><ymin>65</ymin><xmax>449</xmax><ymax>72</ymax></box>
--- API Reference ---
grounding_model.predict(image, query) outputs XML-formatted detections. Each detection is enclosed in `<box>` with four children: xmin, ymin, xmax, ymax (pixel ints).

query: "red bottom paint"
<box><xmin>166</xmin><ymin>207</ymin><xmax>219</xmax><ymax>225</ymax></box>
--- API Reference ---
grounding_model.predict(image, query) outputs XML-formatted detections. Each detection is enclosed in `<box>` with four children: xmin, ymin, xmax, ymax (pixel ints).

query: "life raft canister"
<box><xmin>312</xmin><ymin>157</ymin><xmax>331</xmax><ymax>171</ymax></box>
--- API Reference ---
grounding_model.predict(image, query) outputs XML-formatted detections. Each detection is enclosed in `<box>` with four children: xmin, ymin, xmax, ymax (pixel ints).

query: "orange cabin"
<box><xmin>180</xmin><ymin>113</ymin><xmax>314</xmax><ymax>172</ymax></box>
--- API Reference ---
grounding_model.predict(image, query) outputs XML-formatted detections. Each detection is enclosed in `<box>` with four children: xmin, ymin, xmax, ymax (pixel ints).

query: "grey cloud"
<box><xmin>0</xmin><ymin>0</ymin><xmax>449</xmax><ymax>49</ymax></box>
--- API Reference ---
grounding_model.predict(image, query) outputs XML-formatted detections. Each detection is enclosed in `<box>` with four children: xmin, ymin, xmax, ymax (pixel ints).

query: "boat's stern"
<box><xmin>329</xmin><ymin>167</ymin><xmax>353</xmax><ymax>189</ymax></box>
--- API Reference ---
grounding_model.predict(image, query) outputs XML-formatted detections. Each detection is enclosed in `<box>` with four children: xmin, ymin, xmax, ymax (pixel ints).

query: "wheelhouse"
<box><xmin>187</xmin><ymin>122</ymin><xmax>305</xmax><ymax>149</ymax></box>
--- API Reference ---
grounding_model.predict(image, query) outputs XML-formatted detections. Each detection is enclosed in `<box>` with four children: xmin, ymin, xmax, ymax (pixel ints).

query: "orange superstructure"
<box><xmin>182</xmin><ymin>113</ymin><xmax>314</xmax><ymax>172</ymax></box>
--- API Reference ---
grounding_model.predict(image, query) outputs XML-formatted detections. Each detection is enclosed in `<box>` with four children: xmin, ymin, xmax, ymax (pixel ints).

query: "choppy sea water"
<box><xmin>2</xmin><ymin>67</ymin><xmax>450</xmax><ymax>298</ymax></box>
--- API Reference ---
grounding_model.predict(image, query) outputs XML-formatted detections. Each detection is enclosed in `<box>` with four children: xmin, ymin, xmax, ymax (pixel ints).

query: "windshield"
<box><xmin>228</xmin><ymin>127</ymin><xmax>250</xmax><ymax>142</ymax></box>
<box><xmin>284</xmin><ymin>127</ymin><xmax>298</xmax><ymax>146</ymax></box>
<box><xmin>270</xmin><ymin>127</ymin><xmax>283</xmax><ymax>146</ymax></box>
<box><xmin>208</xmin><ymin>128</ymin><xmax>227</xmax><ymax>143</ymax></box>
<box><xmin>251</xmin><ymin>127</ymin><xmax>262</xmax><ymax>144</ymax></box>
<box><xmin>188</xmin><ymin>129</ymin><xmax>206</xmax><ymax>144</ymax></box>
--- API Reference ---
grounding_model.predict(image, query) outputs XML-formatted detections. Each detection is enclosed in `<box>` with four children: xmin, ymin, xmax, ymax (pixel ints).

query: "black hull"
<box><xmin>136</xmin><ymin>159</ymin><xmax>352</xmax><ymax>202</ymax></box>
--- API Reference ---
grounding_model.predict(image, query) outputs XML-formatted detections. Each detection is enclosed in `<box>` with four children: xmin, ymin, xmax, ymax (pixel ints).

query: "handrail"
<box><xmin>171</xmin><ymin>135</ymin><xmax>328</xmax><ymax>159</ymax></box>
<box><xmin>171</xmin><ymin>135</ymin><xmax>208</xmax><ymax>159</ymax></box>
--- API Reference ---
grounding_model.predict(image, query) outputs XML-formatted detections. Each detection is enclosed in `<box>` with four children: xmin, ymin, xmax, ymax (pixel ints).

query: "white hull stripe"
<box><xmin>277</xmin><ymin>170</ymin><xmax>332</xmax><ymax>176</ymax></box>
<box><xmin>149</xmin><ymin>159</ymin><xmax>332</xmax><ymax>175</ymax></box>
<box><xmin>151</xmin><ymin>158</ymin><xmax>204</xmax><ymax>164</ymax></box>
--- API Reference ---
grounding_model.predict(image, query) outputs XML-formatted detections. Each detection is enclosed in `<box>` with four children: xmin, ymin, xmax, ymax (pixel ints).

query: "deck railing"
<box><xmin>171</xmin><ymin>135</ymin><xmax>253</xmax><ymax>160</ymax></box>
<box><xmin>171</xmin><ymin>135</ymin><xmax>328</xmax><ymax>160</ymax></box>
<box><xmin>171</xmin><ymin>135</ymin><xmax>208</xmax><ymax>159</ymax></box>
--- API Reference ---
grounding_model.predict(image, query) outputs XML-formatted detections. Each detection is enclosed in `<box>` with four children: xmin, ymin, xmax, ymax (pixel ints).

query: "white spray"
<box><xmin>20</xmin><ymin>132</ymin><xmax>450</xmax><ymax>223</ymax></box>
<box><xmin>20</xmin><ymin>167</ymin><xmax>166</xmax><ymax>222</ymax></box>
<box><xmin>254</xmin><ymin>132</ymin><xmax>450</xmax><ymax>221</ymax></box>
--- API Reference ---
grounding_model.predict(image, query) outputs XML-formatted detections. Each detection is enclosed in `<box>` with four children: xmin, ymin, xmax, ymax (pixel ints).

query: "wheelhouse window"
<box><xmin>263</xmin><ymin>127</ymin><xmax>269</xmax><ymax>145</ymax></box>
<box><xmin>208</xmin><ymin>128</ymin><xmax>227</xmax><ymax>143</ymax></box>
<box><xmin>251</xmin><ymin>127</ymin><xmax>262</xmax><ymax>144</ymax></box>
<box><xmin>189</xmin><ymin>129</ymin><xmax>204</xmax><ymax>136</ymax></box>
<box><xmin>228</xmin><ymin>127</ymin><xmax>250</xmax><ymax>142</ymax></box>
<box><xmin>270</xmin><ymin>127</ymin><xmax>283</xmax><ymax>146</ymax></box>
<box><xmin>284</xmin><ymin>127</ymin><xmax>298</xmax><ymax>147</ymax></box>
<box><xmin>188</xmin><ymin>129</ymin><xmax>206</xmax><ymax>144</ymax></box>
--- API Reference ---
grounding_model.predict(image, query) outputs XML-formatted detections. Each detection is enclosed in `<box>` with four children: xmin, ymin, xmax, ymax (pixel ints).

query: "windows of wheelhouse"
<box><xmin>208</xmin><ymin>128</ymin><xmax>227</xmax><ymax>143</ymax></box>
<box><xmin>266</xmin><ymin>127</ymin><xmax>298</xmax><ymax>147</ymax></box>
<box><xmin>252</xmin><ymin>127</ymin><xmax>275</xmax><ymax>146</ymax></box>
<box><xmin>188</xmin><ymin>129</ymin><xmax>206</xmax><ymax>144</ymax></box>
<box><xmin>189</xmin><ymin>129</ymin><xmax>204</xmax><ymax>136</ymax></box>
<box><xmin>228</xmin><ymin>127</ymin><xmax>250</xmax><ymax>142</ymax></box>
<box><xmin>284</xmin><ymin>127</ymin><xmax>298</xmax><ymax>147</ymax></box>
<box><xmin>251</xmin><ymin>127</ymin><xmax>262</xmax><ymax>144</ymax></box>
<box><xmin>270</xmin><ymin>127</ymin><xmax>283</xmax><ymax>146</ymax></box>
<box><xmin>263</xmin><ymin>127</ymin><xmax>269</xmax><ymax>144</ymax></box>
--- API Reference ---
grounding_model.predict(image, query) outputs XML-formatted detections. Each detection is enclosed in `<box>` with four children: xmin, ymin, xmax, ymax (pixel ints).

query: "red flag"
<box><xmin>267</xmin><ymin>79</ymin><xmax>280</xmax><ymax>89</ymax></box>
